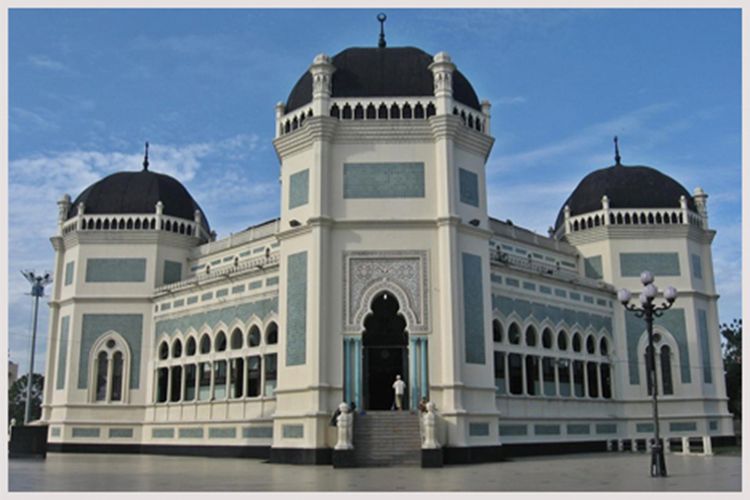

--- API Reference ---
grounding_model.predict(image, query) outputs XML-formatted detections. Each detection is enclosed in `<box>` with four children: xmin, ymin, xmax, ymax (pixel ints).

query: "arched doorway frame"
<box><xmin>343</xmin><ymin>282</ymin><xmax>429</xmax><ymax>410</ymax></box>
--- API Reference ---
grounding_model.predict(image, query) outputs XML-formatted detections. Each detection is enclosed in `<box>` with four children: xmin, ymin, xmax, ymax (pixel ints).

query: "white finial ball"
<box><xmin>640</xmin><ymin>270</ymin><xmax>654</xmax><ymax>285</ymax></box>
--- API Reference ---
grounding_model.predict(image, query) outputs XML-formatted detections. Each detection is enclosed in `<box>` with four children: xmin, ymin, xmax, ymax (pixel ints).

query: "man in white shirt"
<box><xmin>392</xmin><ymin>374</ymin><xmax>406</xmax><ymax>410</ymax></box>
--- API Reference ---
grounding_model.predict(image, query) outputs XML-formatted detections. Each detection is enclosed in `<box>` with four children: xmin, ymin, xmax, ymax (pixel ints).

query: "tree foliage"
<box><xmin>721</xmin><ymin>319</ymin><xmax>741</xmax><ymax>418</ymax></box>
<box><xmin>8</xmin><ymin>373</ymin><xmax>44</xmax><ymax>424</ymax></box>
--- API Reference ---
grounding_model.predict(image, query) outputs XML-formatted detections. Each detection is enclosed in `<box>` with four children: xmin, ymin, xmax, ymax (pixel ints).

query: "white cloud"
<box><xmin>494</xmin><ymin>96</ymin><xmax>527</xmax><ymax>105</ymax></box>
<box><xmin>27</xmin><ymin>54</ymin><xmax>68</xmax><ymax>72</ymax></box>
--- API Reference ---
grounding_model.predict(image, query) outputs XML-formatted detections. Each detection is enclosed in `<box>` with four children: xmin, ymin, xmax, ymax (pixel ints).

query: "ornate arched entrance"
<box><xmin>361</xmin><ymin>291</ymin><xmax>408</xmax><ymax>410</ymax></box>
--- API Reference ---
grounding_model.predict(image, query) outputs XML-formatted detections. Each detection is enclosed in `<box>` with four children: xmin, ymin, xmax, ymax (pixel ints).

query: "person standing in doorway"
<box><xmin>392</xmin><ymin>374</ymin><xmax>406</xmax><ymax>410</ymax></box>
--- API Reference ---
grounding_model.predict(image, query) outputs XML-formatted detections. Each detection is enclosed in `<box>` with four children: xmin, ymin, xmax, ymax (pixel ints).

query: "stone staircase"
<box><xmin>353</xmin><ymin>411</ymin><xmax>421</xmax><ymax>466</ymax></box>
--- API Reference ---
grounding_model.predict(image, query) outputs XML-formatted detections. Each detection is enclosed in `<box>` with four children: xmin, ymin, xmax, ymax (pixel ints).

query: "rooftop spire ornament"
<box><xmin>143</xmin><ymin>141</ymin><xmax>150</xmax><ymax>171</ymax></box>
<box><xmin>614</xmin><ymin>135</ymin><xmax>622</xmax><ymax>166</ymax></box>
<box><xmin>377</xmin><ymin>13</ymin><xmax>387</xmax><ymax>48</ymax></box>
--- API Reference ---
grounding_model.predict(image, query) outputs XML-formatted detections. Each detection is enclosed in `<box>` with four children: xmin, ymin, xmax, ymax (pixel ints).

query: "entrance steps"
<box><xmin>353</xmin><ymin>411</ymin><xmax>421</xmax><ymax>467</ymax></box>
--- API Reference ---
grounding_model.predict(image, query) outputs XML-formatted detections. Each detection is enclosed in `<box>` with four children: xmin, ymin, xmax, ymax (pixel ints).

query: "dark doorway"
<box><xmin>362</xmin><ymin>292</ymin><xmax>408</xmax><ymax>410</ymax></box>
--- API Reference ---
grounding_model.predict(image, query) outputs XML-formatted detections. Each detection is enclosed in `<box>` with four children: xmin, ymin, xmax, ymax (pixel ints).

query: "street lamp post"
<box><xmin>617</xmin><ymin>270</ymin><xmax>677</xmax><ymax>478</ymax></box>
<box><xmin>21</xmin><ymin>270</ymin><xmax>53</xmax><ymax>425</ymax></box>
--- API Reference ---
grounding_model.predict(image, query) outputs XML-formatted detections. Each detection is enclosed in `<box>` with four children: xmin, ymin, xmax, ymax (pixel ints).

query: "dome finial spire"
<box><xmin>377</xmin><ymin>13</ymin><xmax>387</xmax><ymax>48</ymax></box>
<box><xmin>142</xmin><ymin>141</ymin><xmax>149</xmax><ymax>171</ymax></box>
<box><xmin>614</xmin><ymin>135</ymin><xmax>621</xmax><ymax>166</ymax></box>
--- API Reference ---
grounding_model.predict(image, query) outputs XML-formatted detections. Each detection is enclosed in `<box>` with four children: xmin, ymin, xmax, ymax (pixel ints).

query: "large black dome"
<box><xmin>68</xmin><ymin>169</ymin><xmax>210</xmax><ymax>234</ymax></box>
<box><xmin>554</xmin><ymin>164</ymin><xmax>696</xmax><ymax>230</ymax></box>
<box><xmin>285</xmin><ymin>47</ymin><xmax>481</xmax><ymax>113</ymax></box>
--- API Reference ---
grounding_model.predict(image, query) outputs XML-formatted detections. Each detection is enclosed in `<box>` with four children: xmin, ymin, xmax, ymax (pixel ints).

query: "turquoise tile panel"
<box><xmin>187</xmin><ymin>296</ymin><xmax>198</xmax><ymax>305</ymax></box>
<box><xmin>163</xmin><ymin>260</ymin><xmax>182</xmax><ymax>285</ymax></box>
<box><xmin>249</xmin><ymin>280</ymin><xmax>262</xmax><ymax>290</ymax></box>
<box><xmin>620</xmin><ymin>252</ymin><xmax>680</xmax><ymax>277</ymax></box>
<box><xmin>636</xmin><ymin>423</ymin><xmax>654</xmax><ymax>433</ymax></box>
<box><xmin>595</xmin><ymin>423</ymin><xmax>617</xmax><ymax>434</ymax></box>
<box><xmin>85</xmin><ymin>258</ymin><xmax>146</xmax><ymax>282</ymax></box>
<box><xmin>343</xmin><ymin>162</ymin><xmax>425</xmax><ymax>198</ymax></box>
<box><xmin>491</xmin><ymin>274</ymin><xmax>502</xmax><ymax>284</ymax></box>
<box><xmin>242</xmin><ymin>426</ymin><xmax>273</xmax><ymax>438</ymax></box>
<box><xmin>289</xmin><ymin>169</ymin><xmax>310</xmax><ymax>209</ymax></box>
<box><xmin>469</xmin><ymin>422</ymin><xmax>489</xmax><ymax>436</ymax></box>
<box><xmin>584</xmin><ymin>256</ymin><xmax>603</xmax><ymax>279</ymax></box>
<box><xmin>540</xmin><ymin>286</ymin><xmax>552</xmax><ymax>295</ymax></box>
<box><xmin>78</xmin><ymin>314</ymin><xmax>142</xmax><ymax>389</ymax></box>
<box><xmin>697</xmin><ymin>309</ymin><xmax>712</xmax><ymax>383</ymax></box>
<box><xmin>566</xmin><ymin>424</ymin><xmax>590</xmax><ymax>435</ymax></box>
<box><xmin>462</xmin><ymin>253</ymin><xmax>486</xmax><ymax>364</ymax></box>
<box><xmin>286</xmin><ymin>252</ymin><xmax>308</xmax><ymax>366</ymax></box>
<box><xmin>266</xmin><ymin>277</ymin><xmax>279</xmax><ymax>286</ymax></box>
<box><xmin>72</xmin><ymin>427</ymin><xmax>100</xmax><ymax>438</ymax></box>
<box><xmin>209</xmin><ymin>427</ymin><xmax>237</xmax><ymax>439</ymax></box>
<box><xmin>554</xmin><ymin>289</ymin><xmax>567</xmax><ymax>298</ymax></box>
<box><xmin>709</xmin><ymin>420</ymin><xmax>718</xmax><ymax>431</ymax></box>
<box><xmin>173</xmin><ymin>299</ymin><xmax>184</xmax><ymax>308</ymax></box>
<box><xmin>691</xmin><ymin>254</ymin><xmax>703</xmax><ymax>279</ymax></box>
<box><xmin>459</xmin><ymin>168</ymin><xmax>479</xmax><ymax>207</ymax></box>
<box><xmin>178</xmin><ymin>427</ymin><xmax>204</xmax><ymax>439</ymax></box>
<box><xmin>109</xmin><ymin>428</ymin><xmax>134</xmax><ymax>438</ymax></box>
<box><xmin>50</xmin><ymin>427</ymin><xmax>61</xmax><ymax>437</ymax></box>
<box><xmin>161</xmin><ymin>303</ymin><xmax>171</xmax><ymax>311</ymax></box>
<box><xmin>201</xmin><ymin>292</ymin><xmax>213</xmax><ymax>301</ymax></box>
<box><xmin>152</xmin><ymin>428</ymin><xmax>175</xmax><ymax>439</ymax></box>
<box><xmin>498</xmin><ymin>424</ymin><xmax>527</xmax><ymax>436</ymax></box>
<box><xmin>569</xmin><ymin>292</ymin><xmax>581</xmax><ymax>301</ymax></box>
<box><xmin>626</xmin><ymin>308</ymin><xmax>690</xmax><ymax>384</ymax></box>
<box><xmin>154</xmin><ymin>297</ymin><xmax>278</xmax><ymax>341</ymax></box>
<box><xmin>232</xmin><ymin>284</ymin><xmax>246</xmax><ymax>294</ymax></box>
<box><xmin>282</xmin><ymin>424</ymin><xmax>304</xmax><ymax>438</ymax></box>
<box><xmin>64</xmin><ymin>261</ymin><xmax>75</xmax><ymax>286</ymax></box>
<box><xmin>523</xmin><ymin>282</ymin><xmax>536</xmax><ymax>291</ymax></box>
<box><xmin>535</xmin><ymin>424</ymin><xmax>560</xmax><ymax>435</ymax></box>
<box><xmin>669</xmin><ymin>422</ymin><xmax>697</xmax><ymax>432</ymax></box>
<box><xmin>216</xmin><ymin>289</ymin><xmax>229</xmax><ymax>298</ymax></box>
<box><xmin>56</xmin><ymin>316</ymin><xmax>70</xmax><ymax>389</ymax></box>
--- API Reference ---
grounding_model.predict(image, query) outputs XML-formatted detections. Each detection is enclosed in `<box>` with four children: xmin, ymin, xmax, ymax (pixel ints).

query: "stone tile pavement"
<box><xmin>8</xmin><ymin>451</ymin><xmax>742</xmax><ymax>491</ymax></box>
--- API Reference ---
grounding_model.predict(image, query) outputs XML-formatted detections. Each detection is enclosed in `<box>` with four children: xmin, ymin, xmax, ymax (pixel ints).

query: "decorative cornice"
<box><xmin>62</xmin><ymin>230</ymin><xmax>199</xmax><ymax>250</ymax></box>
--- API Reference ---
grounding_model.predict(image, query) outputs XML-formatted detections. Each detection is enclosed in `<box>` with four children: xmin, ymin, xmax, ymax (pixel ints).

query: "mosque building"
<box><xmin>39</xmin><ymin>21</ymin><xmax>732</xmax><ymax>465</ymax></box>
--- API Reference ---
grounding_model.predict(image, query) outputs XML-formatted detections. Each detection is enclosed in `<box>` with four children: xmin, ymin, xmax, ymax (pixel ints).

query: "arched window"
<box><xmin>390</xmin><ymin>103</ymin><xmax>400</xmax><ymax>119</ymax></box>
<box><xmin>414</xmin><ymin>103</ymin><xmax>425</xmax><ymax>118</ymax></box>
<box><xmin>492</xmin><ymin>320</ymin><xmax>503</xmax><ymax>342</ymax></box>
<box><xmin>660</xmin><ymin>345</ymin><xmax>674</xmax><ymax>395</ymax></box>
<box><xmin>426</xmin><ymin>102</ymin><xmax>436</xmax><ymax>117</ymax></box>
<box><xmin>230</xmin><ymin>328</ymin><xmax>243</xmax><ymax>349</ymax></box>
<box><xmin>91</xmin><ymin>335</ymin><xmax>129</xmax><ymax>403</ymax></box>
<box><xmin>586</xmin><ymin>335</ymin><xmax>596</xmax><ymax>354</ymax></box>
<box><xmin>248</xmin><ymin>325</ymin><xmax>261</xmax><ymax>347</ymax></box>
<box><xmin>186</xmin><ymin>337</ymin><xmax>196</xmax><ymax>356</ymax></box>
<box><xmin>366</xmin><ymin>103</ymin><xmax>376</xmax><ymax>119</ymax></box>
<box><xmin>95</xmin><ymin>351</ymin><xmax>108</xmax><ymax>401</ymax></box>
<box><xmin>342</xmin><ymin>104</ymin><xmax>352</xmax><ymax>119</ymax></box>
<box><xmin>600</xmin><ymin>337</ymin><xmax>609</xmax><ymax>356</ymax></box>
<box><xmin>266</xmin><ymin>322</ymin><xmax>278</xmax><ymax>345</ymax></box>
<box><xmin>508</xmin><ymin>323</ymin><xmax>521</xmax><ymax>344</ymax></box>
<box><xmin>330</xmin><ymin>104</ymin><xmax>340</xmax><ymax>118</ymax></box>
<box><xmin>200</xmin><ymin>334</ymin><xmax>211</xmax><ymax>354</ymax></box>
<box><xmin>159</xmin><ymin>341</ymin><xmax>169</xmax><ymax>360</ymax></box>
<box><xmin>557</xmin><ymin>330</ymin><xmax>568</xmax><ymax>350</ymax></box>
<box><xmin>378</xmin><ymin>103</ymin><xmax>388</xmax><ymax>119</ymax></box>
<box><xmin>402</xmin><ymin>103</ymin><xmax>412</xmax><ymax>119</ymax></box>
<box><xmin>354</xmin><ymin>104</ymin><xmax>364</xmax><ymax>120</ymax></box>
<box><xmin>542</xmin><ymin>328</ymin><xmax>552</xmax><ymax>348</ymax></box>
<box><xmin>172</xmin><ymin>338</ymin><xmax>182</xmax><ymax>358</ymax></box>
<box><xmin>525</xmin><ymin>326</ymin><xmax>537</xmax><ymax>347</ymax></box>
<box><xmin>215</xmin><ymin>331</ymin><xmax>227</xmax><ymax>352</ymax></box>
<box><xmin>572</xmin><ymin>333</ymin><xmax>582</xmax><ymax>352</ymax></box>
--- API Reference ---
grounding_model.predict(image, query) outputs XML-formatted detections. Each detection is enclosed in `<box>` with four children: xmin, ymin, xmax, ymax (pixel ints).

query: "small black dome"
<box><xmin>554</xmin><ymin>164</ymin><xmax>696</xmax><ymax>230</ymax></box>
<box><xmin>285</xmin><ymin>47</ymin><xmax>481</xmax><ymax>113</ymax></box>
<box><xmin>68</xmin><ymin>169</ymin><xmax>210</xmax><ymax>234</ymax></box>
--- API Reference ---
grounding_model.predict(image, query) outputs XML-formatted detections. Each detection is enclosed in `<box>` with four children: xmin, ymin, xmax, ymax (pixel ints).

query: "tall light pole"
<box><xmin>21</xmin><ymin>270</ymin><xmax>53</xmax><ymax>425</ymax></box>
<box><xmin>617</xmin><ymin>270</ymin><xmax>678</xmax><ymax>478</ymax></box>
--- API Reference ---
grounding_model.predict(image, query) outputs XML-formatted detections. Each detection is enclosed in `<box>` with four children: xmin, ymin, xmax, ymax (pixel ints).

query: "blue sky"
<box><xmin>8</xmin><ymin>8</ymin><xmax>741</xmax><ymax>375</ymax></box>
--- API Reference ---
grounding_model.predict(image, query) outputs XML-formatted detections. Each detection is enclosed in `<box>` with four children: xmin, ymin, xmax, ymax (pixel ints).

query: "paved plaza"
<box><xmin>8</xmin><ymin>451</ymin><xmax>742</xmax><ymax>491</ymax></box>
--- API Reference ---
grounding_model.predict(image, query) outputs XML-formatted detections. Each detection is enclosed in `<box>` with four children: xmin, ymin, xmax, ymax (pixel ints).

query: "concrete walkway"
<box><xmin>8</xmin><ymin>451</ymin><xmax>741</xmax><ymax>491</ymax></box>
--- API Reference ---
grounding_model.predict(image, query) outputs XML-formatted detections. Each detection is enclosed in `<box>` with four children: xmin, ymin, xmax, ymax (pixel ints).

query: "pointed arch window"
<box><xmin>91</xmin><ymin>335</ymin><xmax>130</xmax><ymax>403</ymax></box>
